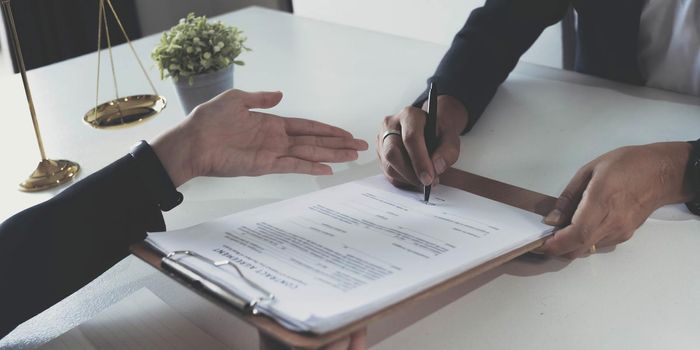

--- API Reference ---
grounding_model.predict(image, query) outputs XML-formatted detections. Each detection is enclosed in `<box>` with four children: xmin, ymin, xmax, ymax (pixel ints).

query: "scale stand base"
<box><xmin>20</xmin><ymin>159</ymin><xmax>80</xmax><ymax>192</ymax></box>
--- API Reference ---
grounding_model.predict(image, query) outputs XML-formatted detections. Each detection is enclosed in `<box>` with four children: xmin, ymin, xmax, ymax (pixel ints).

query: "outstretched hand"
<box><xmin>153</xmin><ymin>89</ymin><xmax>368</xmax><ymax>187</ymax></box>
<box><xmin>537</xmin><ymin>142</ymin><xmax>693</xmax><ymax>258</ymax></box>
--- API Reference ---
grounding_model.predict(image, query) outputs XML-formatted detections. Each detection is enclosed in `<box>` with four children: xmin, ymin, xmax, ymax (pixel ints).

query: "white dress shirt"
<box><xmin>639</xmin><ymin>0</ymin><xmax>700</xmax><ymax>96</ymax></box>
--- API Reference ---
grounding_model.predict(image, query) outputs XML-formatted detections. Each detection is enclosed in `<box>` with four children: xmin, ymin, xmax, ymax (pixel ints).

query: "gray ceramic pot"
<box><xmin>174</xmin><ymin>65</ymin><xmax>234</xmax><ymax>115</ymax></box>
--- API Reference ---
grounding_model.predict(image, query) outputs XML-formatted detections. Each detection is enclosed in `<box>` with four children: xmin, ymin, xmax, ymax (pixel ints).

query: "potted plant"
<box><xmin>152</xmin><ymin>13</ymin><xmax>249</xmax><ymax>114</ymax></box>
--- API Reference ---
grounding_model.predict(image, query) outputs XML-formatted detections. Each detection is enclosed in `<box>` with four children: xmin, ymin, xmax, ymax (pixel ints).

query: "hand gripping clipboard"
<box><xmin>130</xmin><ymin>168</ymin><xmax>556</xmax><ymax>349</ymax></box>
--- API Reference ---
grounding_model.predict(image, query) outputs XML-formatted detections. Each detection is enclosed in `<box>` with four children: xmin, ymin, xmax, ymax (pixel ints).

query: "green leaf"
<box><xmin>150</xmin><ymin>12</ymin><xmax>249</xmax><ymax>81</ymax></box>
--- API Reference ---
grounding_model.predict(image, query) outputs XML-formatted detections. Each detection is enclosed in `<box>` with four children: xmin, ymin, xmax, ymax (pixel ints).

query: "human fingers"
<box><xmin>430</xmin><ymin>131</ymin><xmax>461</xmax><ymax>177</ymax></box>
<box><xmin>398</xmin><ymin>107</ymin><xmax>434</xmax><ymax>186</ymax></box>
<box><xmin>564</xmin><ymin>218</ymin><xmax>629</xmax><ymax>258</ymax></box>
<box><xmin>379</xmin><ymin>130</ymin><xmax>421</xmax><ymax>187</ymax></box>
<box><xmin>538</xmin><ymin>186</ymin><xmax>608</xmax><ymax>257</ymax></box>
<box><xmin>587</xmin><ymin>201</ymin><xmax>651</xmax><ymax>249</ymax></box>
<box><xmin>377</xmin><ymin>113</ymin><xmax>421</xmax><ymax>187</ymax></box>
<box><xmin>544</xmin><ymin>165</ymin><xmax>594</xmax><ymax>226</ymax></box>
<box><xmin>540</xmin><ymin>222</ymin><xmax>603</xmax><ymax>258</ymax></box>
<box><xmin>376</xmin><ymin>140</ymin><xmax>417</xmax><ymax>189</ymax></box>
<box><xmin>237</xmin><ymin>90</ymin><xmax>284</xmax><ymax>109</ymax></box>
<box><xmin>287</xmin><ymin>144</ymin><xmax>359</xmax><ymax>162</ymax></box>
<box><xmin>268</xmin><ymin>157</ymin><xmax>333</xmax><ymax>175</ymax></box>
<box><xmin>287</xmin><ymin>134</ymin><xmax>368</xmax><ymax>162</ymax></box>
<box><xmin>283</xmin><ymin>117</ymin><xmax>354</xmax><ymax>138</ymax></box>
<box><xmin>291</xmin><ymin>136</ymin><xmax>369</xmax><ymax>151</ymax></box>
<box><xmin>383</xmin><ymin>164</ymin><xmax>419</xmax><ymax>189</ymax></box>
<box><xmin>563</xmin><ymin>213</ymin><xmax>639</xmax><ymax>259</ymax></box>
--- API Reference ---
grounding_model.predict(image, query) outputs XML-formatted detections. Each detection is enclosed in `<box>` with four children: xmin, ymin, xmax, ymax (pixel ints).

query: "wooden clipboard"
<box><xmin>130</xmin><ymin>168</ymin><xmax>556</xmax><ymax>349</ymax></box>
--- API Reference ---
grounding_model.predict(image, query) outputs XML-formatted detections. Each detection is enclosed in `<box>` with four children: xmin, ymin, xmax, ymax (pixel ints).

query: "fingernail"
<box><xmin>419</xmin><ymin>172</ymin><xmax>432</xmax><ymax>186</ymax></box>
<box><xmin>358</xmin><ymin>140</ymin><xmax>369</xmax><ymax>150</ymax></box>
<box><xmin>434</xmin><ymin>156</ymin><xmax>447</xmax><ymax>174</ymax></box>
<box><xmin>544</xmin><ymin>209</ymin><xmax>562</xmax><ymax>225</ymax></box>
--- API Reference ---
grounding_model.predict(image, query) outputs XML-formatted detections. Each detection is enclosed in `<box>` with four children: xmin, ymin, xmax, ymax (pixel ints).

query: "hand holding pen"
<box><xmin>376</xmin><ymin>82</ymin><xmax>470</xmax><ymax>194</ymax></box>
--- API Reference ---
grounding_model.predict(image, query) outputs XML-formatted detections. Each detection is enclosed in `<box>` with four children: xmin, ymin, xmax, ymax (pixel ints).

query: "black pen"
<box><xmin>424</xmin><ymin>81</ymin><xmax>438</xmax><ymax>203</ymax></box>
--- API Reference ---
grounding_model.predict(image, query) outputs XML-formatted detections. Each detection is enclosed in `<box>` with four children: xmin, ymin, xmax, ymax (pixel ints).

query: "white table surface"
<box><xmin>1</xmin><ymin>7</ymin><xmax>700</xmax><ymax>350</ymax></box>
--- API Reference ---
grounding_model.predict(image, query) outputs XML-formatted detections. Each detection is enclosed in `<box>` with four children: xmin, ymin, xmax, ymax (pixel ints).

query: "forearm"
<box><xmin>415</xmin><ymin>0</ymin><xmax>570</xmax><ymax>132</ymax></box>
<box><xmin>0</xmin><ymin>154</ymin><xmax>165</xmax><ymax>337</ymax></box>
<box><xmin>0</xmin><ymin>88</ymin><xmax>367</xmax><ymax>338</ymax></box>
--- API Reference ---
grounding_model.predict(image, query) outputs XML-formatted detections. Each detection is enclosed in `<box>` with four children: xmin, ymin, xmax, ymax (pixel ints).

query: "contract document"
<box><xmin>146</xmin><ymin>175</ymin><xmax>553</xmax><ymax>333</ymax></box>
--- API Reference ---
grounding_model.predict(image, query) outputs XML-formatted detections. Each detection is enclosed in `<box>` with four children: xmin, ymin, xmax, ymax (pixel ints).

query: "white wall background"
<box><xmin>135</xmin><ymin>0</ymin><xmax>288</xmax><ymax>36</ymax></box>
<box><xmin>293</xmin><ymin>0</ymin><xmax>563</xmax><ymax>68</ymax></box>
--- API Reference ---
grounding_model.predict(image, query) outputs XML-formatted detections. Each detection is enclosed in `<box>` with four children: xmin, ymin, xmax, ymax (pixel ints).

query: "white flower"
<box><xmin>203</xmin><ymin>52</ymin><xmax>211</xmax><ymax>59</ymax></box>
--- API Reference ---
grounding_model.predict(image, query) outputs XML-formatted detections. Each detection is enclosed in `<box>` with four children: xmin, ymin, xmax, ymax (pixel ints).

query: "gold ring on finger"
<box><xmin>588</xmin><ymin>244</ymin><xmax>597</xmax><ymax>254</ymax></box>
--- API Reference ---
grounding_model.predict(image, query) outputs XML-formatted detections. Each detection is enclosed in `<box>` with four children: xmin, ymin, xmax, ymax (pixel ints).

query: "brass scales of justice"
<box><xmin>2</xmin><ymin>0</ymin><xmax>165</xmax><ymax>192</ymax></box>
<box><xmin>84</xmin><ymin>0</ymin><xmax>166</xmax><ymax>129</ymax></box>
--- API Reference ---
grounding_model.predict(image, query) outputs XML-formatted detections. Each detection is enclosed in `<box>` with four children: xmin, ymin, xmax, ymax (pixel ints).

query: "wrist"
<box><xmin>657</xmin><ymin>141</ymin><xmax>694</xmax><ymax>205</ymax></box>
<box><xmin>151</xmin><ymin>127</ymin><xmax>196</xmax><ymax>188</ymax></box>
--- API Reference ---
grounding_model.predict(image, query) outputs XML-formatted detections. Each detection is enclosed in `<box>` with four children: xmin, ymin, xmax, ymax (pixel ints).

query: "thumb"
<box><xmin>545</xmin><ymin>166</ymin><xmax>593</xmax><ymax>226</ymax></box>
<box><xmin>241</xmin><ymin>90</ymin><xmax>283</xmax><ymax>109</ymax></box>
<box><xmin>431</xmin><ymin>133</ymin><xmax>460</xmax><ymax>176</ymax></box>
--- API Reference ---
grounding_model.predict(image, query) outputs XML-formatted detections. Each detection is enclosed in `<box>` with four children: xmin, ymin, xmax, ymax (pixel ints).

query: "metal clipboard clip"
<box><xmin>161</xmin><ymin>250</ymin><xmax>275</xmax><ymax>315</ymax></box>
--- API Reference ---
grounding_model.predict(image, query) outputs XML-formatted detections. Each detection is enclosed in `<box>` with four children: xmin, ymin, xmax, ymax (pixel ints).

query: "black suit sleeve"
<box><xmin>0</xmin><ymin>154</ymin><xmax>167</xmax><ymax>338</ymax></box>
<box><xmin>414</xmin><ymin>0</ymin><xmax>571</xmax><ymax>132</ymax></box>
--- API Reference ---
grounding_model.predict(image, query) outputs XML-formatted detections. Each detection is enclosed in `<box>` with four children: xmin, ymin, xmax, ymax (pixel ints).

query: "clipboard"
<box><xmin>131</xmin><ymin>168</ymin><xmax>556</xmax><ymax>349</ymax></box>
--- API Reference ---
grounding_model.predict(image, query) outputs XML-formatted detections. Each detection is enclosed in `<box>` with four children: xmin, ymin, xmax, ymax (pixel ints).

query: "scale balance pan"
<box><xmin>84</xmin><ymin>94</ymin><xmax>166</xmax><ymax>129</ymax></box>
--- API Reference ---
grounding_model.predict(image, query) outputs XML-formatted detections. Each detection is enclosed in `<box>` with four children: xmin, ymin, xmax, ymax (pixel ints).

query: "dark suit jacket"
<box><xmin>416</xmin><ymin>0</ymin><xmax>644</xmax><ymax>132</ymax></box>
<box><xmin>0</xmin><ymin>155</ymin><xmax>166</xmax><ymax>338</ymax></box>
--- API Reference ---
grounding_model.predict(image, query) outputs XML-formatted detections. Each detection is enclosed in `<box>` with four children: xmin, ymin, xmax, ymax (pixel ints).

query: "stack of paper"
<box><xmin>147</xmin><ymin>176</ymin><xmax>552</xmax><ymax>333</ymax></box>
